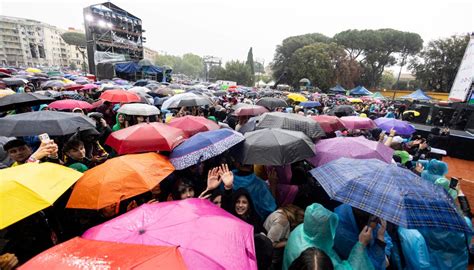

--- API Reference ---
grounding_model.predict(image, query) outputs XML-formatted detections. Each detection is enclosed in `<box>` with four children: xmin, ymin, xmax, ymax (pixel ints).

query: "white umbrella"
<box><xmin>128</xmin><ymin>86</ymin><xmax>151</xmax><ymax>95</ymax></box>
<box><xmin>161</xmin><ymin>93</ymin><xmax>213</xmax><ymax>110</ymax></box>
<box><xmin>117</xmin><ymin>103</ymin><xmax>160</xmax><ymax>116</ymax></box>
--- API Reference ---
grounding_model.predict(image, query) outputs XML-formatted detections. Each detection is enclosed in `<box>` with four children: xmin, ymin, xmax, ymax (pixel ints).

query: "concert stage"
<box><xmin>411</xmin><ymin>123</ymin><xmax>474</xmax><ymax>161</ymax></box>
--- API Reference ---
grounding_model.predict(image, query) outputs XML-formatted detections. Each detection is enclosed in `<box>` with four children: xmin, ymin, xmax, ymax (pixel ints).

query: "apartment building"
<box><xmin>0</xmin><ymin>15</ymin><xmax>85</xmax><ymax>68</ymax></box>
<box><xmin>143</xmin><ymin>46</ymin><xmax>158</xmax><ymax>62</ymax></box>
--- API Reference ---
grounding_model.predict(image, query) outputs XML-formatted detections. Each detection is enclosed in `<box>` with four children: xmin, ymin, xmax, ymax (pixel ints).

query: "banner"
<box><xmin>449</xmin><ymin>34</ymin><xmax>474</xmax><ymax>102</ymax></box>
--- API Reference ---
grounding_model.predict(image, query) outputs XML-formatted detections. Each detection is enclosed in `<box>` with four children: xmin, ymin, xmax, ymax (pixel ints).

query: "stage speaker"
<box><xmin>430</xmin><ymin>106</ymin><xmax>455</xmax><ymax>126</ymax></box>
<box><xmin>465</xmin><ymin>111</ymin><xmax>474</xmax><ymax>132</ymax></box>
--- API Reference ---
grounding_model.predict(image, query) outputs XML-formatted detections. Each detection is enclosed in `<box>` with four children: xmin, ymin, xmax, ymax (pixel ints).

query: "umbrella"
<box><xmin>48</xmin><ymin>99</ymin><xmax>93</xmax><ymax>110</ymax></box>
<box><xmin>82</xmin><ymin>199</ymin><xmax>257</xmax><ymax>270</ymax></box>
<box><xmin>117</xmin><ymin>103</ymin><xmax>160</xmax><ymax>116</ymax></box>
<box><xmin>374</xmin><ymin>118</ymin><xmax>416</xmax><ymax>136</ymax></box>
<box><xmin>100</xmin><ymin>89</ymin><xmax>141</xmax><ymax>103</ymax></box>
<box><xmin>42</xmin><ymin>80</ymin><xmax>65</xmax><ymax>89</ymax></box>
<box><xmin>64</xmin><ymin>84</ymin><xmax>84</xmax><ymax>91</ymax></box>
<box><xmin>0</xmin><ymin>93</ymin><xmax>54</xmax><ymax>111</ymax></box>
<box><xmin>0</xmin><ymin>111</ymin><xmax>97</xmax><ymax>136</ymax></box>
<box><xmin>234</xmin><ymin>128</ymin><xmax>315</xmax><ymax>165</ymax></box>
<box><xmin>311</xmin><ymin>115</ymin><xmax>345</xmax><ymax>133</ymax></box>
<box><xmin>308</xmin><ymin>136</ymin><xmax>393</xmax><ymax>167</ymax></box>
<box><xmin>128</xmin><ymin>86</ymin><xmax>151</xmax><ymax>95</ymax></box>
<box><xmin>299</xmin><ymin>101</ymin><xmax>321</xmax><ymax>108</ymax></box>
<box><xmin>348</xmin><ymin>98</ymin><xmax>363</xmax><ymax>103</ymax></box>
<box><xmin>67</xmin><ymin>153</ymin><xmax>174</xmax><ymax>210</ymax></box>
<box><xmin>287</xmin><ymin>93</ymin><xmax>308</xmax><ymax>102</ymax></box>
<box><xmin>161</xmin><ymin>93</ymin><xmax>213</xmax><ymax>110</ymax></box>
<box><xmin>2</xmin><ymin>78</ymin><xmax>28</xmax><ymax>86</ymax></box>
<box><xmin>403</xmin><ymin>110</ymin><xmax>420</xmax><ymax>117</ymax></box>
<box><xmin>233</xmin><ymin>104</ymin><xmax>268</xmax><ymax>116</ymax></box>
<box><xmin>256</xmin><ymin>112</ymin><xmax>326</xmax><ymax>140</ymax></box>
<box><xmin>340</xmin><ymin>116</ymin><xmax>376</xmax><ymax>129</ymax></box>
<box><xmin>299</xmin><ymin>78</ymin><xmax>310</xmax><ymax>84</ymax></box>
<box><xmin>170</xmin><ymin>129</ymin><xmax>244</xmax><ymax>170</ymax></box>
<box><xmin>25</xmin><ymin>67</ymin><xmax>42</xmax><ymax>73</ymax></box>
<box><xmin>0</xmin><ymin>162</ymin><xmax>82</xmax><ymax>229</ymax></box>
<box><xmin>168</xmin><ymin>115</ymin><xmax>220</xmax><ymax>137</ymax></box>
<box><xmin>154</xmin><ymin>96</ymin><xmax>170</xmax><ymax>106</ymax></box>
<box><xmin>80</xmin><ymin>83</ymin><xmax>98</xmax><ymax>91</ymax></box>
<box><xmin>105</xmin><ymin>123</ymin><xmax>186</xmax><ymax>154</ymax></box>
<box><xmin>154</xmin><ymin>87</ymin><xmax>174</xmax><ymax>96</ymax></box>
<box><xmin>256</xmin><ymin>97</ymin><xmax>288</xmax><ymax>110</ymax></box>
<box><xmin>310</xmin><ymin>158</ymin><xmax>471</xmax><ymax>233</ymax></box>
<box><xmin>329</xmin><ymin>105</ymin><xmax>355</xmax><ymax>116</ymax></box>
<box><xmin>19</xmin><ymin>237</ymin><xmax>187</xmax><ymax>270</ymax></box>
<box><xmin>213</xmin><ymin>90</ymin><xmax>228</xmax><ymax>96</ymax></box>
<box><xmin>0</xmin><ymin>89</ymin><xmax>15</xmax><ymax>98</ymax></box>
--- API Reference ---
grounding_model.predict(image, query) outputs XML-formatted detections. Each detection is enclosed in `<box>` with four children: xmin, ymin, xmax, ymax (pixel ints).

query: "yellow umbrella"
<box><xmin>173</xmin><ymin>89</ymin><xmax>185</xmax><ymax>94</ymax></box>
<box><xmin>403</xmin><ymin>110</ymin><xmax>420</xmax><ymax>117</ymax></box>
<box><xmin>287</xmin><ymin>93</ymin><xmax>308</xmax><ymax>102</ymax></box>
<box><xmin>25</xmin><ymin>67</ymin><xmax>42</xmax><ymax>73</ymax></box>
<box><xmin>0</xmin><ymin>162</ymin><xmax>82</xmax><ymax>229</ymax></box>
<box><xmin>348</xmin><ymin>98</ymin><xmax>363</xmax><ymax>103</ymax></box>
<box><xmin>62</xmin><ymin>78</ymin><xmax>74</xmax><ymax>84</ymax></box>
<box><xmin>0</xmin><ymin>89</ymin><xmax>15</xmax><ymax>98</ymax></box>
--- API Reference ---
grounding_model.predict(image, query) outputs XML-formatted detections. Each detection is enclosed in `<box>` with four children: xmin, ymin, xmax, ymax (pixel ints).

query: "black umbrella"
<box><xmin>0</xmin><ymin>93</ymin><xmax>54</xmax><ymax>111</ymax></box>
<box><xmin>329</xmin><ymin>105</ymin><xmax>355</xmax><ymax>117</ymax></box>
<box><xmin>256</xmin><ymin>97</ymin><xmax>288</xmax><ymax>110</ymax></box>
<box><xmin>237</xmin><ymin>116</ymin><xmax>260</xmax><ymax>134</ymax></box>
<box><xmin>0</xmin><ymin>111</ymin><xmax>98</xmax><ymax>136</ymax></box>
<box><xmin>233</xmin><ymin>128</ymin><xmax>315</xmax><ymax>165</ymax></box>
<box><xmin>2</xmin><ymin>78</ymin><xmax>28</xmax><ymax>86</ymax></box>
<box><xmin>256</xmin><ymin>112</ymin><xmax>326</xmax><ymax>140</ymax></box>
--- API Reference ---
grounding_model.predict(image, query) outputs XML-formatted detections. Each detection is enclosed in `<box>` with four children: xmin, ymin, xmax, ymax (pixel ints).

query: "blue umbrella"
<box><xmin>310</xmin><ymin>158</ymin><xmax>471</xmax><ymax>233</ymax></box>
<box><xmin>299</xmin><ymin>101</ymin><xmax>321</xmax><ymax>108</ymax></box>
<box><xmin>170</xmin><ymin>129</ymin><xmax>244</xmax><ymax>170</ymax></box>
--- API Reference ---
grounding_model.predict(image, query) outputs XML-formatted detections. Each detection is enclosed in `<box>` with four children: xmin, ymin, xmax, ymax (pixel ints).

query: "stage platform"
<box><xmin>410</xmin><ymin>123</ymin><xmax>474</xmax><ymax>160</ymax></box>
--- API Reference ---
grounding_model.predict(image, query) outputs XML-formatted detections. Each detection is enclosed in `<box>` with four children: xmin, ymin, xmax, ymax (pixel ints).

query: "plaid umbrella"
<box><xmin>310</xmin><ymin>158</ymin><xmax>471</xmax><ymax>233</ymax></box>
<box><xmin>256</xmin><ymin>112</ymin><xmax>325</xmax><ymax>140</ymax></box>
<box><xmin>170</xmin><ymin>129</ymin><xmax>244</xmax><ymax>170</ymax></box>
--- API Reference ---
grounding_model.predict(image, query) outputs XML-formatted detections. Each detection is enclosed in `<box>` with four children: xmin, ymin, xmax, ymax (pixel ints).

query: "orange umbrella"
<box><xmin>66</xmin><ymin>153</ymin><xmax>174</xmax><ymax>210</ymax></box>
<box><xmin>19</xmin><ymin>237</ymin><xmax>187</xmax><ymax>270</ymax></box>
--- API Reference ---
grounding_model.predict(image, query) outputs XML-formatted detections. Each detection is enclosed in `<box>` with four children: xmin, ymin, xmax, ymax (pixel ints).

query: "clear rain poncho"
<box><xmin>283</xmin><ymin>203</ymin><xmax>374</xmax><ymax>270</ymax></box>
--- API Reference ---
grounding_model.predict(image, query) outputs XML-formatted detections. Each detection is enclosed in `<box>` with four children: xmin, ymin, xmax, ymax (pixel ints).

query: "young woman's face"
<box><xmin>180</xmin><ymin>187</ymin><xmax>195</xmax><ymax>200</ymax></box>
<box><xmin>118</xmin><ymin>114</ymin><xmax>125</xmax><ymax>123</ymax></box>
<box><xmin>67</xmin><ymin>145</ymin><xmax>86</xmax><ymax>160</ymax></box>
<box><xmin>212</xmin><ymin>195</ymin><xmax>222</xmax><ymax>208</ymax></box>
<box><xmin>136</xmin><ymin>116</ymin><xmax>145</xmax><ymax>123</ymax></box>
<box><xmin>235</xmin><ymin>195</ymin><xmax>249</xmax><ymax>216</ymax></box>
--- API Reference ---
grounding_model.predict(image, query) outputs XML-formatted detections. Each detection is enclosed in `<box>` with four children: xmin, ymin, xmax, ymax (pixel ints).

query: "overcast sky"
<box><xmin>1</xmin><ymin>0</ymin><xmax>473</xmax><ymax>66</ymax></box>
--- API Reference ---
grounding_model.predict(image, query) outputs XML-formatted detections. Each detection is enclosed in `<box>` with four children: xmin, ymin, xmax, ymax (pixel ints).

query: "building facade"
<box><xmin>143</xmin><ymin>46</ymin><xmax>158</xmax><ymax>62</ymax></box>
<box><xmin>0</xmin><ymin>15</ymin><xmax>86</xmax><ymax>68</ymax></box>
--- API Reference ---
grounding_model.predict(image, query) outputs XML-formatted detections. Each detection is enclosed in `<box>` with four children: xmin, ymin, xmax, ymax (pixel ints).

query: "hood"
<box><xmin>426</xmin><ymin>159</ymin><xmax>448</xmax><ymax>176</ymax></box>
<box><xmin>303</xmin><ymin>203</ymin><xmax>338</xmax><ymax>251</ymax></box>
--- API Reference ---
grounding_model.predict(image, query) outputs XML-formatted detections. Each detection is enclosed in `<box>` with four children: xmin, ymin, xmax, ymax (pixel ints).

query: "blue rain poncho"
<box><xmin>418</xmin><ymin>159</ymin><xmax>448</xmax><ymax>184</ymax></box>
<box><xmin>283</xmin><ymin>203</ymin><xmax>374</xmax><ymax>270</ymax></box>
<box><xmin>333</xmin><ymin>204</ymin><xmax>393</xmax><ymax>270</ymax></box>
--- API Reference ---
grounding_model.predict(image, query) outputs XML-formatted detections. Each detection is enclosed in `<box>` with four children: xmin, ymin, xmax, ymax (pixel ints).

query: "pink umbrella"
<box><xmin>311</xmin><ymin>115</ymin><xmax>345</xmax><ymax>133</ymax></box>
<box><xmin>308</xmin><ymin>136</ymin><xmax>394</xmax><ymax>167</ymax></box>
<box><xmin>49</xmin><ymin>99</ymin><xmax>93</xmax><ymax>110</ymax></box>
<box><xmin>81</xmin><ymin>83</ymin><xmax>99</xmax><ymax>91</ymax></box>
<box><xmin>83</xmin><ymin>199</ymin><xmax>257</xmax><ymax>270</ymax></box>
<box><xmin>340</xmin><ymin>116</ymin><xmax>376</xmax><ymax>129</ymax></box>
<box><xmin>233</xmin><ymin>105</ymin><xmax>268</xmax><ymax>116</ymax></box>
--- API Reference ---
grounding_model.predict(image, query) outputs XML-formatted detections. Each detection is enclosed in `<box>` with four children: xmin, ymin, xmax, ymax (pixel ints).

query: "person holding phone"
<box><xmin>3</xmin><ymin>138</ymin><xmax>59</xmax><ymax>167</ymax></box>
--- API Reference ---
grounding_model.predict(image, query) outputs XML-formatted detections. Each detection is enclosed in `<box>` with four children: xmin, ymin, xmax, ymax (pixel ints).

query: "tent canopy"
<box><xmin>371</xmin><ymin>92</ymin><xmax>386</xmax><ymax>100</ymax></box>
<box><xmin>400</xmin><ymin>89</ymin><xmax>432</xmax><ymax>100</ymax></box>
<box><xmin>329</xmin><ymin>84</ymin><xmax>346</xmax><ymax>93</ymax></box>
<box><xmin>350</xmin><ymin>86</ymin><xmax>373</xmax><ymax>96</ymax></box>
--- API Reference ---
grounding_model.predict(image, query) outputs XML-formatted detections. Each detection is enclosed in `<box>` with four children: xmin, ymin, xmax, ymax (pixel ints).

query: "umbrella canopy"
<box><xmin>287</xmin><ymin>93</ymin><xmax>308</xmax><ymax>102</ymax></box>
<box><xmin>233</xmin><ymin>104</ymin><xmax>268</xmax><ymax>116</ymax></box>
<box><xmin>371</xmin><ymin>92</ymin><xmax>386</xmax><ymax>100</ymax></box>
<box><xmin>154</xmin><ymin>87</ymin><xmax>174</xmax><ymax>96</ymax></box>
<box><xmin>19</xmin><ymin>237</ymin><xmax>187</xmax><ymax>270</ymax></box>
<box><xmin>0</xmin><ymin>92</ymin><xmax>54</xmax><ymax>111</ymax></box>
<box><xmin>328</xmin><ymin>105</ymin><xmax>355</xmax><ymax>116</ymax></box>
<box><xmin>0</xmin><ymin>163</ymin><xmax>82</xmax><ymax>229</ymax></box>
<box><xmin>348</xmin><ymin>98</ymin><xmax>363</xmax><ymax>103</ymax></box>
<box><xmin>129</xmin><ymin>86</ymin><xmax>151</xmax><ymax>95</ymax></box>
<box><xmin>25</xmin><ymin>67</ymin><xmax>42</xmax><ymax>73</ymax></box>
<box><xmin>235</xmin><ymin>128</ymin><xmax>315</xmax><ymax>165</ymax></box>
<box><xmin>329</xmin><ymin>84</ymin><xmax>346</xmax><ymax>93</ymax></box>
<box><xmin>100</xmin><ymin>89</ymin><xmax>141</xmax><ymax>103</ymax></box>
<box><xmin>67</xmin><ymin>153</ymin><xmax>174</xmax><ymax>210</ymax></box>
<box><xmin>403</xmin><ymin>110</ymin><xmax>420</xmax><ymax>117</ymax></box>
<box><xmin>161</xmin><ymin>93</ymin><xmax>213</xmax><ymax>110</ymax></box>
<box><xmin>308</xmin><ymin>136</ymin><xmax>393</xmax><ymax>167</ymax></box>
<box><xmin>349</xmin><ymin>86</ymin><xmax>373</xmax><ymax>96</ymax></box>
<box><xmin>0</xmin><ymin>89</ymin><xmax>15</xmax><ymax>98</ymax></box>
<box><xmin>42</xmin><ymin>80</ymin><xmax>65</xmax><ymax>89</ymax></box>
<box><xmin>256</xmin><ymin>97</ymin><xmax>288</xmax><ymax>110</ymax></box>
<box><xmin>83</xmin><ymin>199</ymin><xmax>257</xmax><ymax>270</ymax></box>
<box><xmin>299</xmin><ymin>101</ymin><xmax>321</xmax><ymax>108</ymax></box>
<box><xmin>106</xmin><ymin>123</ymin><xmax>186</xmax><ymax>154</ymax></box>
<box><xmin>48</xmin><ymin>99</ymin><xmax>93</xmax><ymax>110</ymax></box>
<box><xmin>64</xmin><ymin>84</ymin><xmax>84</xmax><ymax>91</ymax></box>
<box><xmin>170</xmin><ymin>129</ymin><xmax>244</xmax><ymax>170</ymax></box>
<box><xmin>117</xmin><ymin>103</ymin><xmax>160</xmax><ymax>116</ymax></box>
<box><xmin>0</xmin><ymin>111</ymin><xmax>97</xmax><ymax>136</ymax></box>
<box><xmin>400</xmin><ymin>89</ymin><xmax>432</xmax><ymax>100</ymax></box>
<box><xmin>374</xmin><ymin>118</ymin><xmax>416</xmax><ymax>136</ymax></box>
<box><xmin>299</xmin><ymin>78</ymin><xmax>310</xmax><ymax>84</ymax></box>
<box><xmin>340</xmin><ymin>116</ymin><xmax>376</xmax><ymax>129</ymax></box>
<box><xmin>80</xmin><ymin>83</ymin><xmax>98</xmax><ymax>91</ymax></box>
<box><xmin>311</xmin><ymin>115</ymin><xmax>345</xmax><ymax>133</ymax></box>
<box><xmin>310</xmin><ymin>158</ymin><xmax>471</xmax><ymax>233</ymax></box>
<box><xmin>168</xmin><ymin>115</ymin><xmax>220</xmax><ymax>137</ymax></box>
<box><xmin>256</xmin><ymin>112</ymin><xmax>326</xmax><ymax>140</ymax></box>
<box><xmin>2</xmin><ymin>78</ymin><xmax>28</xmax><ymax>86</ymax></box>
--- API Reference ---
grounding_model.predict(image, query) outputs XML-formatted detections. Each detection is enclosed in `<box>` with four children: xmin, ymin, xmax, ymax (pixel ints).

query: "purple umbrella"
<box><xmin>308</xmin><ymin>136</ymin><xmax>394</xmax><ymax>167</ymax></box>
<box><xmin>340</xmin><ymin>116</ymin><xmax>376</xmax><ymax>129</ymax></box>
<box><xmin>374</xmin><ymin>118</ymin><xmax>415</xmax><ymax>136</ymax></box>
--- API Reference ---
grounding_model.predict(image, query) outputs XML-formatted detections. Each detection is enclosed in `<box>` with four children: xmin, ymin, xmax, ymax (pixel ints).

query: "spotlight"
<box><xmin>85</xmin><ymin>14</ymin><xmax>94</xmax><ymax>22</ymax></box>
<box><xmin>106</xmin><ymin>22</ymin><xmax>113</xmax><ymax>28</ymax></box>
<box><xmin>98</xmin><ymin>20</ymin><xmax>106</xmax><ymax>28</ymax></box>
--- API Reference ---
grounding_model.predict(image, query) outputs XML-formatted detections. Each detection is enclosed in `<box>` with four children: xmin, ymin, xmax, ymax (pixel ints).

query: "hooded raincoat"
<box><xmin>418</xmin><ymin>159</ymin><xmax>448</xmax><ymax>184</ymax></box>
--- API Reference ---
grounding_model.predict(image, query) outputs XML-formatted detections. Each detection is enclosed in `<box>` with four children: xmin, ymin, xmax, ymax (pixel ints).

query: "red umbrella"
<box><xmin>106</xmin><ymin>122</ymin><xmax>186</xmax><ymax>154</ymax></box>
<box><xmin>18</xmin><ymin>237</ymin><xmax>187</xmax><ymax>270</ymax></box>
<box><xmin>49</xmin><ymin>99</ymin><xmax>93</xmax><ymax>110</ymax></box>
<box><xmin>64</xmin><ymin>84</ymin><xmax>84</xmax><ymax>91</ymax></box>
<box><xmin>100</xmin><ymin>89</ymin><xmax>140</xmax><ymax>103</ymax></box>
<box><xmin>233</xmin><ymin>105</ymin><xmax>268</xmax><ymax>116</ymax></box>
<box><xmin>311</xmin><ymin>115</ymin><xmax>345</xmax><ymax>133</ymax></box>
<box><xmin>168</xmin><ymin>116</ymin><xmax>220</xmax><ymax>137</ymax></box>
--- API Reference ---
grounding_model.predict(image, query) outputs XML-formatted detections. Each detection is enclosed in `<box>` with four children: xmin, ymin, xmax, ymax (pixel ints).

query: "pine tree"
<box><xmin>246</xmin><ymin>47</ymin><xmax>255</xmax><ymax>75</ymax></box>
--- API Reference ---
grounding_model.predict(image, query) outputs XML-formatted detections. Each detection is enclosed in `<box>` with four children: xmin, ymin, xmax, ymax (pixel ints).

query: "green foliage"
<box><xmin>254</xmin><ymin>61</ymin><xmax>265</xmax><ymax>74</ymax></box>
<box><xmin>61</xmin><ymin>32</ymin><xmax>86</xmax><ymax>48</ymax></box>
<box><xmin>154</xmin><ymin>53</ymin><xmax>204</xmax><ymax>78</ymax></box>
<box><xmin>246</xmin><ymin>47</ymin><xmax>255</xmax><ymax>75</ymax></box>
<box><xmin>410</xmin><ymin>34</ymin><xmax>470</xmax><ymax>92</ymax></box>
<box><xmin>208</xmin><ymin>66</ymin><xmax>226</xmax><ymax>81</ymax></box>
<box><xmin>214</xmin><ymin>61</ymin><xmax>254</xmax><ymax>86</ymax></box>
<box><xmin>380</xmin><ymin>70</ymin><xmax>396</xmax><ymax>89</ymax></box>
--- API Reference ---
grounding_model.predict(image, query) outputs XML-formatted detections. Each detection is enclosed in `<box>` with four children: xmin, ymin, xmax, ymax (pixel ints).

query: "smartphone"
<box><xmin>38</xmin><ymin>133</ymin><xmax>50</xmax><ymax>143</ymax></box>
<box><xmin>449</xmin><ymin>177</ymin><xmax>459</xmax><ymax>189</ymax></box>
<box><xmin>367</xmin><ymin>215</ymin><xmax>380</xmax><ymax>228</ymax></box>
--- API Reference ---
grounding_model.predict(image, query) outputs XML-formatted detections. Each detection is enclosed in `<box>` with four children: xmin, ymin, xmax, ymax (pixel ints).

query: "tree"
<box><xmin>245</xmin><ymin>47</ymin><xmax>255</xmax><ymax>85</ymax></box>
<box><xmin>219</xmin><ymin>61</ymin><xmax>254</xmax><ymax>86</ymax></box>
<box><xmin>271</xmin><ymin>33</ymin><xmax>331</xmax><ymax>84</ymax></box>
<box><xmin>380</xmin><ymin>70</ymin><xmax>396</xmax><ymax>89</ymax></box>
<box><xmin>254</xmin><ymin>61</ymin><xmax>265</xmax><ymax>74</ymax></box>
<box><xmin>154</xmin><ymin>53</ymin><xmax>204</xmax><ymax>79</ymax></box>
<box><xmin>61</xmin><ymin>32</ymin><xmax>87</xmax><ymax>72</ymax></box>
<box><xmin>394</xmin><ymin>32</ymin><xmax>423</xmax><ymax>86</ymax></box>
<box><xmin>208</xmin><ymin>66</ymin><xmax>226</xmax><ymax>81</ymax></box>
<box><xmin>410</xmin><ymin>34</ymin><xmax>470</xmax><ymax>92</ymax></box>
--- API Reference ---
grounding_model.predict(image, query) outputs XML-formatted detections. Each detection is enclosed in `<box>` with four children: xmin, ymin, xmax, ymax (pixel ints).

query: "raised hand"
<box><xmin>219</xmin><ymin>164</ymin><xmax>234</xmax><ymax>190</ymax></box>
<box><xmin>358</xmin><ymin>226</ymin><xmax>373</xmax><ymax>246</ymax></box>
<box><xmin>206</xmin><ymin>167</ymin><xmax>222</xmax><ymax>191</ymax></box>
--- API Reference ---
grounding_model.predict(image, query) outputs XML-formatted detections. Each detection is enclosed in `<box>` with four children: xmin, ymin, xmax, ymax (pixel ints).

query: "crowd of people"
<box><xmin>0</xmin><ymin>76</ymin><xmax>472</xmax><ymax>270</ymax></box>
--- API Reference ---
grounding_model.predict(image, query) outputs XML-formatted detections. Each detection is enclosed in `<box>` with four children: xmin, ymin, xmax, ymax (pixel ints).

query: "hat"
<box><xmin>68</xmin><ymin>162</ymin><xmax>88</xmax><ymax>173</ymax></box>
